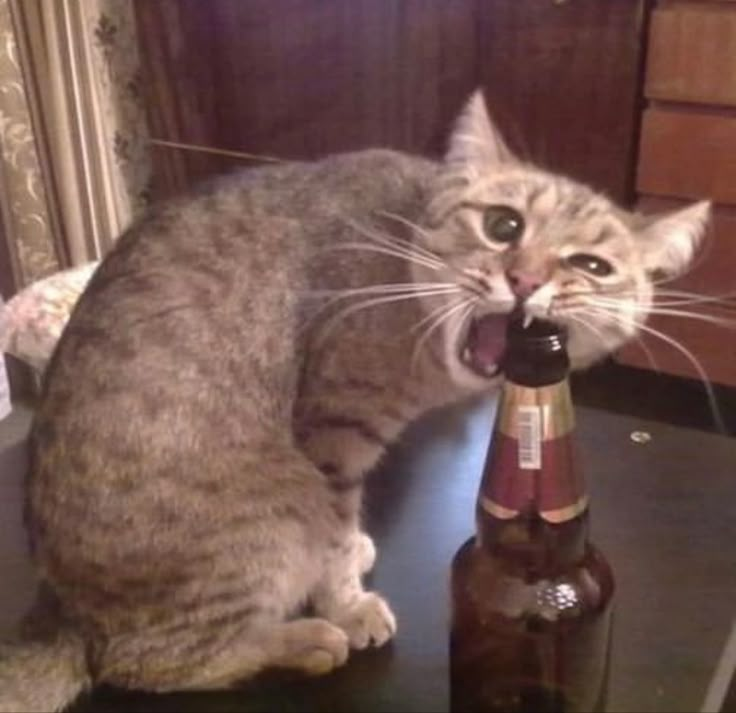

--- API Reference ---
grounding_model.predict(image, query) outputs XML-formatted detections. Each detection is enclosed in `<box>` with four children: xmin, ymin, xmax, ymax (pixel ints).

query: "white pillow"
<box><xmin>0</xmin><ymin>262</ymin><xmax>99</xmax><ymax>372</ymax></box>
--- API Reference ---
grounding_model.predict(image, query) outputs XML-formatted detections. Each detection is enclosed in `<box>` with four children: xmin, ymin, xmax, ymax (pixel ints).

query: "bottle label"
<box><xmin>517</xmin><ymin>406</ymin><xmax>542</xmax><ymax>469</ymax></box>
<box><xmin>480</xmin><ymin>380</ymin><xmax>587</xmax><ymax>523</ymax></box>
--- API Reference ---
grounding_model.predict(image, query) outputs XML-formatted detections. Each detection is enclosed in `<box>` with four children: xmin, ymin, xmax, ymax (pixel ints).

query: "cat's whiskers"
<box><xmin>379</xmin><ymin>210</ymin><xmax>501</xmax><ymax>290</ymax></box>
<box><xmin>299</xmin><ymin>281</ymin><xmax>461</xmax><ymax>330</ymax></box>
<box><xmin>629</xmin><ymin>331</ymin><xmax>663</xmax><ymax>375</ymax></box>
<box><xmin>650</xmin><ymin>288</ymin><xmax>736</xmax><ymax>309</ymax></box>
<box><xmin>550</xmin><ymin>289</ymin><xmax>632</xmax><ymax>319</ymax></box>
<box><xmin>456</xmin><ymin>275</ymin><xmax>489</xmax><ymax>300</ymax></box>
<box><xmin>565</xmin><ymin>311</ymin><xmax>621</xmax><ymax>356</ymax></box>
<box><xmin>312</xmin><ymin>285</ymin><xmax>463</xmax><ymax>344</ymax></box>
<box><xmin>410</xmin><ymin>296</ymin><xmax>478</xmax><ymax>375</ymax></box>
<box><xmin>568</xmin><ymin>308</ymin><xmax>661</xmax><ymax>374</ymax></box>
<box><xmin>302</xmin><ymin>272</ymin><xmax>511</xmax><ymax>344</ymax></box>
<box><xmin>332</xmin><ymin>241</ymin><xmax>444</xmax><ymax>272</ymax></box>
<box><xmin>566</xmin><ymin>285</ymin><xmax>736</xmax><ymax>313</ymax></box>
<box><xmin>460</xmin><ymin>267</ymin><xmax>508</xmax><ymax>300</ymax></box>
<box><xmin>585</xmin><ymin>303</ymin><xmax>726</xmax><ymax>433</ymax></box>
<box><xmin>306</xmin><ymin>282</ymin><xmax>459</xmax><ymax>299</ymax></box>
<box><xmin>372</xmin><ymin>211</ymin><xmax>448</xmax><ymax>262</ymax></box>
<box><xmin>340</xmin><ymin>218</ymin><xmax>447</xmax><ymax>270</ymax></box>
<box><xmin>341</xmin><ymin>215</ymin><xmax>477</xmax><ymax>287</ymax></box>
<box><xmin>550</xmin><ymin>294</ymin><xmax>596</xmax><ymax>312</ymax></box>
<box><xmin>652</xmin><ymin>287</ymin><xmax>729</xmax><ymax>301</ymax></box>
<box><xmin>409</xmin><ymin>294</ymin><xmax>471</xmax><ymax>334</ymax></box>
<box><xmin>558</xmin><ymin>284</ymin><xmax>640</xmax><ymax>301</ymax></box>
<box><xmin>589</xmin><ymin>296</ymin><xmax>736</xmax><ymax>328</ymax></box>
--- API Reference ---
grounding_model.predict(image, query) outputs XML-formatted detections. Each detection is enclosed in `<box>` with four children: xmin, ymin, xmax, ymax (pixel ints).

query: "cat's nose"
<box><xmin>506</xmin><ymin>269</ymin><xmax>543</xmax><ymax>298</ymax></box>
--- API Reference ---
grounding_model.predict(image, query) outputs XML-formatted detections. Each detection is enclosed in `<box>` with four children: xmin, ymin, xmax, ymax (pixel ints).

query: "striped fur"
<box><xmin>0</xmin><ymin>91</ymin><xmax>709</xmax><ymax>711</ymax></box>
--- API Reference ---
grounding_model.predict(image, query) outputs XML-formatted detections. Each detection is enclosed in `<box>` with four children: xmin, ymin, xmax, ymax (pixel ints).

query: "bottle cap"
<box><xmin>503</xmin><ymin>316</ymin><xmax>569</xmax><ymax>385</ymax></box>
<box><xmin>506</xmin><ymin>315</ymin><xmax>567</xmax><ymax>348</ymax></box>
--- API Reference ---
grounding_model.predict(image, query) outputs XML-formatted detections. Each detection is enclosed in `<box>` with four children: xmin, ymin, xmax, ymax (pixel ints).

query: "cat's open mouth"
<box><xmin>460</xmin><ymin>312</ymin><xmax>511</xmax><ymax>379</ymax></box>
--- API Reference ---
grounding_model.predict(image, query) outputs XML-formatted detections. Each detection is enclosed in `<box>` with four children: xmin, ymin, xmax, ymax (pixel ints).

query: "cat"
<box><xmin>0</xmin><ymin>91</ymin><xmax>709</xmax><ymax>711</ymax></box>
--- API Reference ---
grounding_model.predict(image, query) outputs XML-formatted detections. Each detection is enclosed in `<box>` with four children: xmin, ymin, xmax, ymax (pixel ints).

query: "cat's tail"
<box><xmin>0</xmin><ymin>626</ymin><xmax>91</xmax><ymax>713</ymax></box>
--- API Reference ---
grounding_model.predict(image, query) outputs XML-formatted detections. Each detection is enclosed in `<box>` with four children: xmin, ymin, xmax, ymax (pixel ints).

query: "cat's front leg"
<box><xmin>353</xmin><ymin>530</ymin><xmax>377</xmax><ymax>576</ymax></box>
<box><xmin>297</xmin><ymin>397</ymin><xmax>408</xmax><ymax>648</ymax></box>
<box><xmin>311</xmin><ymin>529</ymin><xmax>396</xmax><ymax>650</ymax></box>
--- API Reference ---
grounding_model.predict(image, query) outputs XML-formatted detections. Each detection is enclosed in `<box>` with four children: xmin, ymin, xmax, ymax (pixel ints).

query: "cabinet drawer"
<box><xmin>637</xmin><ymin>108</ymin><xmax>736</xmax><ymax>204</ymax></box>
<box><xmin>647</xmin><ymin>4</ymin><xmax>736</xmax><ymax>106</ymax></box>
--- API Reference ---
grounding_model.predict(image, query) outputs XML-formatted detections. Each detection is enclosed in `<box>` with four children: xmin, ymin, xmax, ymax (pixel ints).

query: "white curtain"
<box><xmin>0</xmin><ymin>0</ymin><xmax>151</xmax><ymax>288</ymax></box>
<box><xmin>0</xmin><ymin>0</ymin><xmax>60</xmax><ymax>285</ymax></box>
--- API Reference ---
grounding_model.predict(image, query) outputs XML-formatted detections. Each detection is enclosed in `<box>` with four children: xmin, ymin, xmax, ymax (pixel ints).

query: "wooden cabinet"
<box><xmin>134</xmin><ymin>0</ymin><xmax>480</xmax><ymax>200</ymax></box>
<box><xmin>638</xmin><ymin>110</ymin><xmax>736</xmax><ymax>205</ymax></box>
<box><xmin>646</xmin><ymin>2</ymin><xmax>736</xmax><ymax>107</ymax></box>
<box><xmin>475</xmin><ymin>0</ymin><xmax>646</xmax><ymax>204</ymax></box>
<box><xmin>134</xmin><ymin>0</ymin><xmax>646</xmax><ymax>205</ymax></box>
<box><xmin>617</xmin><ymin>0</ymin><xmax>736</xmax><ymax>387</ymax></box>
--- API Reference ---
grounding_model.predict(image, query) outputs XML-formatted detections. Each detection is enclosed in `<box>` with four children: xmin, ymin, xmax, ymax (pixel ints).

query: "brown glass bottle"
<box><xmin>450</xmin><ymin>319</ymin><xmax>614</xmax><ymax>713</ymax></box>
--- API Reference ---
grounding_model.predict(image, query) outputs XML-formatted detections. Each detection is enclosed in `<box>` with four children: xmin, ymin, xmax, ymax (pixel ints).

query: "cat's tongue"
<box><xmin>464</xmin><ymin>314</ymin><xmax>509</xmax><ymax>377</ymax></box>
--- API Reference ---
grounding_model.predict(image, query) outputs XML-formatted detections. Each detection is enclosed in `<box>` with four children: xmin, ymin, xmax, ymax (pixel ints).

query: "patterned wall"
<box><xmin>0</xmin><ymin>0</ymin><xmax>151</xmax><ymax>290</ymax></box>
<box><xmin>0</xmin><ymin>0</ymin><xmax>60</xmax><ymax>285</ymax></box>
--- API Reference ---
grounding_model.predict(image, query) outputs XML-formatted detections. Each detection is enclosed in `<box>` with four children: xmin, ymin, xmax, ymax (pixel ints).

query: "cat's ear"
<box><xmin>446</xmin><ymin>90</ymin><xmax>518</xmax><ymax>168</ymax></box>
<box><xmin>635</xmin><ymin>201</ymin><xmax>711</xmax><ymax>279</ymax></box>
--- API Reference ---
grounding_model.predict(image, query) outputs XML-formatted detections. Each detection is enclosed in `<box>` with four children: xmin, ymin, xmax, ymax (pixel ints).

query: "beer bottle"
<box><xmin>450</xmin><ymin>318</ymin><xmax>614</xmax><ymax>712</ymax></box>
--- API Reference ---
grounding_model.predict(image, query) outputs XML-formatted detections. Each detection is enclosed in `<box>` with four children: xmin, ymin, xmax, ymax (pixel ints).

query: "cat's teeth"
<box><xmin>482</xmin><ymin>363</ymin><xmax>497</xmax><ymax>376</ymax></box>
<box><xmin>462</xmin><ymin>347</ymin><xmax>472</xmax><ymax>363</ymax></box>
<box><xmin>523</xmin><ymin>314</ymin><xmax>533</xmax><ymax>329</ymax></box>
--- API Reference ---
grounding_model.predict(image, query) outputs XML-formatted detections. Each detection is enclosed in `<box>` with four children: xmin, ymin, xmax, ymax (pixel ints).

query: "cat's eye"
<box><xmin>566</xmin><ymin>253</ymin><xmax>614</xmax><ymax>277</ymax></box>
<box><xmin>482</xmin><ymin>205</ymin><xmax>525</xmax><ymax>243</ymax></box>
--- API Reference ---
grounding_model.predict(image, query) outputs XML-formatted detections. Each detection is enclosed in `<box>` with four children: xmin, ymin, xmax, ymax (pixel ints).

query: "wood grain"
<box><xmin>637</xmin><ymin>108</ymin><xmax>736</xmax><ymax>203</ymax></box>
<box><xmin>617</xmin><ymin>198</ymin><xmax>736</xmax><ymax>387</ymax></box>
<box><xmin>134</xmin><ymin>0</ymin><xmax>647</xmax><ymax>204</ymax></box>
<box><xmin>134</xmin><ymin>0</ymin><xmax>478</xmax><ymax>200</ymax></box>
<box><xmin>477</xmin><ymin>0</ymin><xmax>647</xmax><ymax>204</ymax></box>
<box><xmin>647</xmin><ymin>4</ymin><xmax>736</xmax><ymax>107</ymax></box>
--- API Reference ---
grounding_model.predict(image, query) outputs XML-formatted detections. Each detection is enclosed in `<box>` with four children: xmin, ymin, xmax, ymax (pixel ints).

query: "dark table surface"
<box><xmin>2</xmin><ymin>396</ymin><xmax>736</xmax><ymax>713</ymax></box>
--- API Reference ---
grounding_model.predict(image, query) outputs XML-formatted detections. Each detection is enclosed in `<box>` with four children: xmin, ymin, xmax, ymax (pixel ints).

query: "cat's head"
<box><xmin>413</xmin><ymin>91</ymin><xmax>710</xmax><ymax>390</ymax></box>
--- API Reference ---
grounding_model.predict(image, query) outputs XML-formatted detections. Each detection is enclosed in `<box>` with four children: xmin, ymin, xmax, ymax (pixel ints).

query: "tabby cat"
<box><xmin>0</xmin><ymin>92</ymin><xmax>709</xmax><ymax>711</ymax></box>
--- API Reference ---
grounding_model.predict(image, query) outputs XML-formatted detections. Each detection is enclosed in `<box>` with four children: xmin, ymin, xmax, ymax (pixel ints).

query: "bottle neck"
<box><xmin>476</xmin><ymin>375</ymin><xmax>589</xmax><ymax>571</ymax></box>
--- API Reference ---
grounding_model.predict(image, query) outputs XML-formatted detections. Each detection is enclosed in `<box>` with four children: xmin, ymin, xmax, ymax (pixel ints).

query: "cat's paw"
<box><xmin>276</xmin><ymin>618</ymin><xmax>349</xmax><ymax>675</ymax></box>
<box><xmin>354</xmin><ymin>532</ymin><xmax>376</xmax><ymax>576</ymax></box>
<box><xmin>332</xmin><ymin>592</ymin><xmax>397</xmax><ymax>650</ymax></box>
